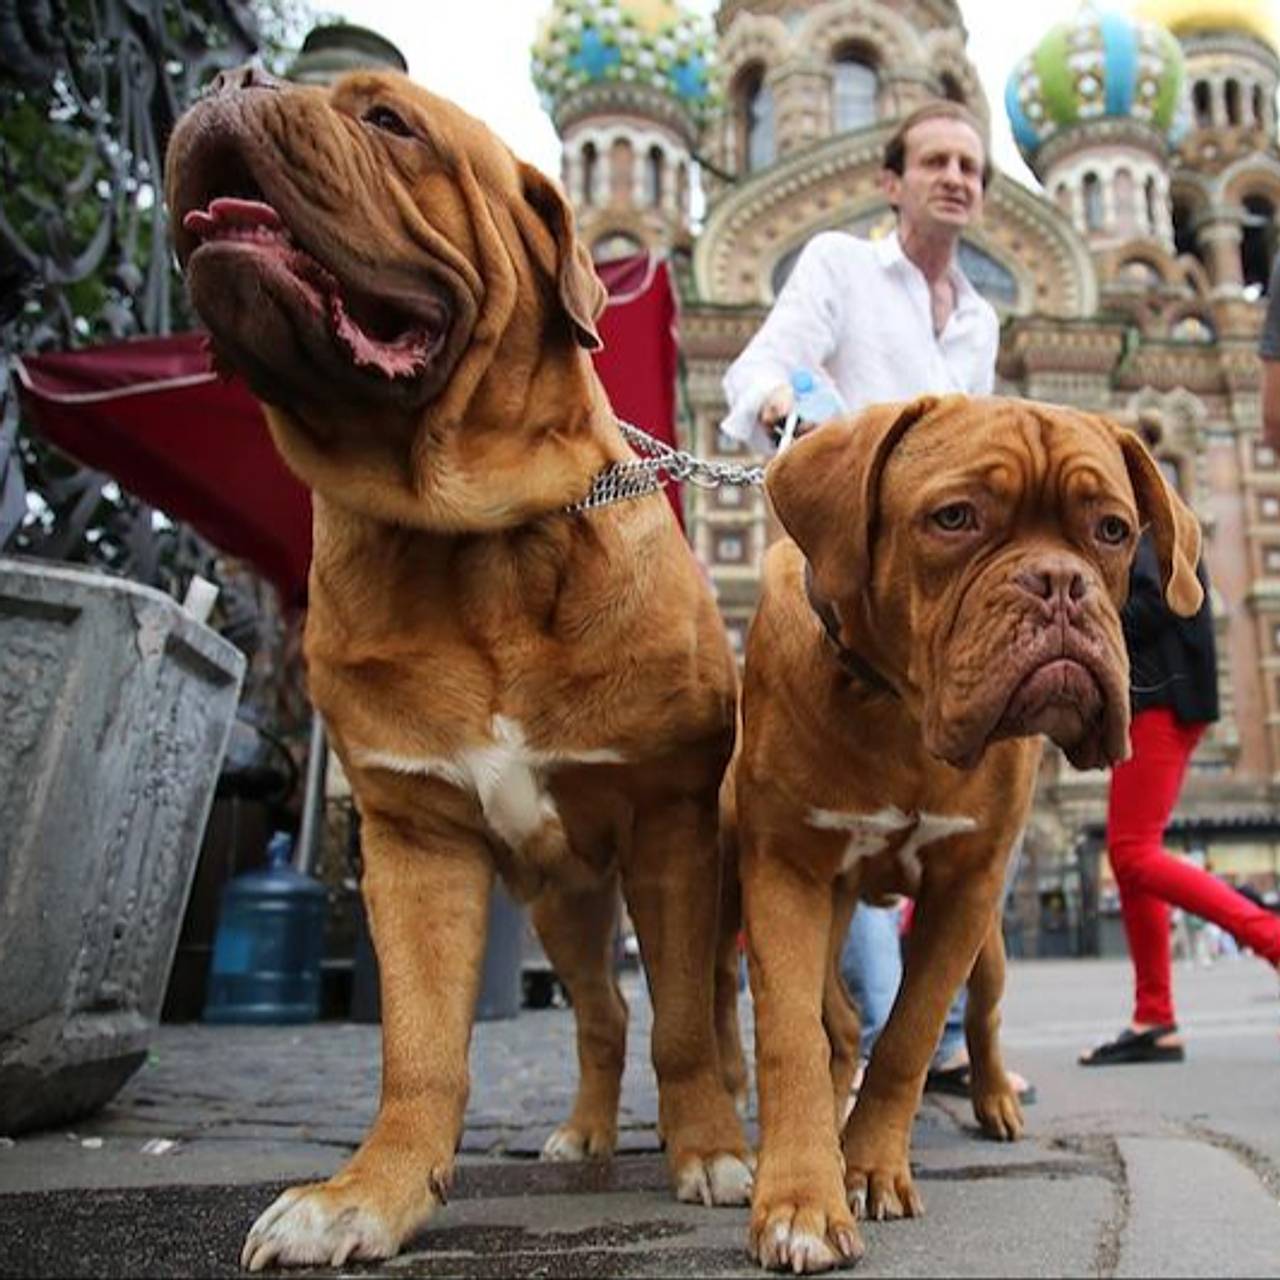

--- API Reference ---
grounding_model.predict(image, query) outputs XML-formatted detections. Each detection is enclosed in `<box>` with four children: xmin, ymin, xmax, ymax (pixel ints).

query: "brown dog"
<box><xmin>735</xmin><ymin>395</ymin><xmax>1202</xmax><ymax>1272</ymax></box>
<box><xmin>165</xmin><ymin>67</ymin><xmax>751</xmax><ymax>1269</ymax></box>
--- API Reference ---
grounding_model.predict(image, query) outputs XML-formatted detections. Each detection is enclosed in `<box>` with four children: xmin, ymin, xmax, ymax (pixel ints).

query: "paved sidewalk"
<box><xmin>1</xmin><ymin>957</ymin><xmax>1278</xmax><ymax>1277</ymax></box>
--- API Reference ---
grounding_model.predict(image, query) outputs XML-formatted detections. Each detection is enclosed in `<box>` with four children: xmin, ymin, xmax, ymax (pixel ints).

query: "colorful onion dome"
<box><xmin>1005</xmin><ymin>4</ymin><xmax>1185</xmax><ymax>165</ymax></box>
<box><xmin>1133</xmin><ymin>0</ymin><xmax>1280</xmax><ymax>51</ymax></box>
<box><xmin>531</xmin><ymin>0</ymin><xmax>719</xmax><ymax>130</ymax></box>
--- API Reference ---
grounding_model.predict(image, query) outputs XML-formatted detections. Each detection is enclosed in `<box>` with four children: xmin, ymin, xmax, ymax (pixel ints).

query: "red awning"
<box><xmin>16</xmin><ymin>253</ymin><xmax>682</xmax><ymax>610</ymax></box>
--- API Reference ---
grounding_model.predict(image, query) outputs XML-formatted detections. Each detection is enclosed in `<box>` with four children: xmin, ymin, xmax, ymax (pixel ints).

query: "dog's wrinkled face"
<box><xmin>164</xmin><ymin>67</ymin><xmax>609</xmax><ymax>528</ymax></box>
<box><xmin>768</xmin><ymin>396</ymin><xmax>1203</xmax><ymax>772</ymax></box>
<box><xmin>167</xmin><ymin>66</ymin><xmax>604</xmax><ymax>408</ymax></box>
<box><xmin>168</xmin><ymin>69</ymin><xmax>469</xmax><ymax>408</ymax></box>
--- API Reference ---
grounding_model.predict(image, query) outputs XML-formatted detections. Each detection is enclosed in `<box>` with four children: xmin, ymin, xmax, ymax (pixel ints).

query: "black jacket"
<box><xmin>1123</xmin><ymin>532</ymin><xmax>1219</xmax><ymax>725</ymax></box>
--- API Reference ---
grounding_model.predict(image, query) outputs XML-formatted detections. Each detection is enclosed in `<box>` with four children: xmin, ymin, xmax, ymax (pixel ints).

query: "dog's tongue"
<box><xmin>183</xmin><ymin>197</ymin><xmax>284</xmax><ymax>238</ymax></box>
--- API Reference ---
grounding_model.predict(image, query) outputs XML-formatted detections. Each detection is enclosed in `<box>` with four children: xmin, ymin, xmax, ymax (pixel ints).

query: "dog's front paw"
<box><xmin>749</xmin><ymin>1197</ymin><xmax>863</xmax><ymax>1274</ymax></box>
<box><xmin>240</xmin><ymin>1177</ymin><xmax>430</xmax><ymax>1271</ymax></box>
<box><xmin>541</xmin><ymin>1120</ymin><xmax>616</xmax><ymax>1161</ymax></box>
<box><xmin>972</xmin><ymin>1086</ymin><xmax>1024</xmax><ymax>1142</ymax></box>
<box><xmin>675</xmin><ymin>1150</ymin><xmax>755</xmax><ymax>1206</ymax></box>
<box><xmin>844</xmin><ymin>1159</ymin><xmax>924</xmax><ymax>1222</ymax></box>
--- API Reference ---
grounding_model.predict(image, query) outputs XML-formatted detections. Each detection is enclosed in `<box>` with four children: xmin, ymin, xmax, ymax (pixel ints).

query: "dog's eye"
<box><xmin>363</xmin><ymin>104</ymin><xmax>413</xmax><ymax>138</ymax></box>
<box><xmin>931</xmin><ymin>502</ymin><xmax>976</xmax><ymax>533</ymax></box>
<box><xmin>1097</xmin><ymin>515</ymin><xmax>1131</xmax><ymax>545</ymax></box>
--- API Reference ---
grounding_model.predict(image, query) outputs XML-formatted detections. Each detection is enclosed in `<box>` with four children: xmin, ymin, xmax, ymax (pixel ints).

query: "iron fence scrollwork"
<box><xmin>0</xmin><ymin>0</ymin><xmax>313</xmax><ymax>732</ymax></box>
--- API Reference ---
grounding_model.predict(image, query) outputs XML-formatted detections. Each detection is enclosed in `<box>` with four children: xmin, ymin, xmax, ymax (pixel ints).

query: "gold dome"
<box><xmin>623</xmin><ymin>0</ymin><xmax>681</xmax><ymax>35</ymax></box>
<box><xmin>1132</xmin><ymin>0</ymin><xmax>1280</xmax><ymax>50</ymax></box>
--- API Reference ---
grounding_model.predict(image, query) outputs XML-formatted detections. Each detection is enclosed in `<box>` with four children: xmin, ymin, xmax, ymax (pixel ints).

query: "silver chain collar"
<box><xmin>565</xmin><ymin>419</ymin><xmax>766</xmax><ymax>514</ymax></box>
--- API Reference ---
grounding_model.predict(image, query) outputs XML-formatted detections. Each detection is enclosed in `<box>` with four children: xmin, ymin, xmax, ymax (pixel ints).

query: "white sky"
<box><xmin>334</xmin><ymin>0</ymin><xmax>1275</xmax><ymax>194</ymax></box>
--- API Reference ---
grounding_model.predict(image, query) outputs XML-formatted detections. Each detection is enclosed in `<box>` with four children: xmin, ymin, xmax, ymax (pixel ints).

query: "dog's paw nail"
<box><xmin>241</xmin><ymin>1240</ymin><xmax>270</xmax><ymax>1273</ymax></box>
<box><xmin>835</xmin><ymin>1227</ymin><xmax>859</xmax><ymax>1259</ymax></box>
<box><xmin>771</xmin><ymin>1221</ymin><xmax>792</xmax><ymax>1265</ymax></box>
<box><xmin>676</xmin><ymin>1161</ymin><xmax>713</xmax><ymax>1207</ymax></box>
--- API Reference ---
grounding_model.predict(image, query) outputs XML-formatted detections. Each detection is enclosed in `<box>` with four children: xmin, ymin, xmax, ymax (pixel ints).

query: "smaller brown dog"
<box><xmin>736</xmin><ymin>395</ymin><xmax>1202</xmax><ymax>1273</ymax></box>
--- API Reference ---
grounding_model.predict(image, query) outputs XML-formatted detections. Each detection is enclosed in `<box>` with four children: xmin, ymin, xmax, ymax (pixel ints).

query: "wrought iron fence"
<box><xmin>0</xmin><ymin>0</ymin><xmax>312</xmax><ymax>731</ymax></box>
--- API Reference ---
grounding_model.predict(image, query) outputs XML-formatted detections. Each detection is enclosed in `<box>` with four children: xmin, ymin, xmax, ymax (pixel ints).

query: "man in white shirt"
<box><xmin>722</xmin><ymin>101</ymin><xmax>998</xmax><ymax>451</ymax></box>
<box><xmin>721</xmin><ymin>100</ymin><xmax>1031</xmax><ymax>1106</ymax></box>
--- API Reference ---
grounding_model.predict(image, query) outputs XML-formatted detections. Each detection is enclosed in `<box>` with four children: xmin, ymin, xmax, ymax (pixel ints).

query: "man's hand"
<box><xmin>759</xmin><ymin>383</ymin><xmax>794</xmax><ymax>443</ymax></box>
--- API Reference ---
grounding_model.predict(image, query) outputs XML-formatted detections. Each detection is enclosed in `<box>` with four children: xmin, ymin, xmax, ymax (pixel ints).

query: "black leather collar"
<box><xmin>803</xmin><ymin>562</ymin><xmax>899</xmax><ymax>699</ymax></box>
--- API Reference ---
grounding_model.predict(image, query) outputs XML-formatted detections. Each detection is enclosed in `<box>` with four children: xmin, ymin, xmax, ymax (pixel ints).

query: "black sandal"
<box><xmin>923</xmin><ymin>1062</ymin><xmax>1038</xmax><ymax>1105</ymax></box>
<box><xmin>1078</xmin><ymin>1024</ymin><xmax>1185</xmax><ymax>1066</ymax></box>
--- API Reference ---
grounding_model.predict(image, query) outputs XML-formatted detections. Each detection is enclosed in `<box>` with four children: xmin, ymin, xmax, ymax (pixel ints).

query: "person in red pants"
<box><xmin>1080</xmin><ymin>520</ymin><xmax>1280</xmax><ymax>1065</ymax></box>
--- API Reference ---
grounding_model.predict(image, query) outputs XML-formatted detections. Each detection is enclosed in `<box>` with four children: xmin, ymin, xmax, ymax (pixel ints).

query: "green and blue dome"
<box><xmin>531</xmin><ymin>0</ymin><xmax>718</xmax><ymax>129</ymax></box>
<box><xmin>1006</xmin><ymin>5</ymin><xmax>1185</xmax><ymax>165</ymax></box>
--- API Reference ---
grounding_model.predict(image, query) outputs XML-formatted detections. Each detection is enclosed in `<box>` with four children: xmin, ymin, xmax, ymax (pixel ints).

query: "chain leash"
<box><xmin>565</xmin><ymin>419</ymin><xmax>766</xmax><ymax>514</ymax></box>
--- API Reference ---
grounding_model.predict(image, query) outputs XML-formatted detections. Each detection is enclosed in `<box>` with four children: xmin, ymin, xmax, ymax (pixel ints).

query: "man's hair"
<box><xmin>882</xmin><ymin>101</ymin><xmax>992</xmax><ymax>189</ymax></box>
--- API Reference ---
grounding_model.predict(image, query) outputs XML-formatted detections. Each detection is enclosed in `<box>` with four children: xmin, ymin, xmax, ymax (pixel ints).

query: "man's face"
<box><xmin>882</xmin><ymin>116</ymin><xmax>986</xmax><ymax>238</ymax></box>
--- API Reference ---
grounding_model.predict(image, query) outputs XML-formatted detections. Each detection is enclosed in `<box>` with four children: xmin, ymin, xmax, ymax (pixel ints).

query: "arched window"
<box><xmin>675</xmin><ymin>161</ymin><xmax>688</xmax><ymax>216</ymax></box>
<box><xmin>1083</xmin><ymin>172</ymin><xmax>1104</xmax><ymax>231</ymax></box>
<box><xmin>831</xmin><ymin>47</ymin><xmax>878</xmax><ymax>132</ymax></box>
<box><xmin>1193</xmin><ymin>80</ymin><xmax>1212</xmax><ymax>127</ymax></box>
<box><xmin>771</xmin><ymin>244</ymin><xmax>803</xmax><ymax>297</ymax></box>
<box><xmin>1242</xmin><ymin>194</ymin><xmax>1277</xmax><ymax>297</ymax></box>
<box><xmin>736</xmin><ymin>64</ymin><xmax>775</xmax><ymax>173</ymax></box>
<box><xmin>1172</xmin><ymin>198</ymin><xmax>1202</xmax><ymax>262</ymax></box>
<box><xmin>1226</xmin><ymin>79</ymin><xmax>1242</xmax><ymax>125</ymax></box>
<box><xmin>1145</xmin><ymin>176</ymin><xmax>1160</xmax><ymax>233</ymax></box>
<box><xmin>581</xmin><ymin>142</ymin><xmax>598</xmax><ymax>207</ymax></box>
<box><xmin>1114</xmin><ymin>168</ymin><xmax>1136</xmax><ymax>234</ymax></box>
<box><xmin>1253</xmin><ymin>84</ymin><xmax>1266</xmax><ymax>127</ymax></box>
<box><xmin>609</xmin><ymin>138</ymin><xmax>633</xmax><ymax>205</ymax></box>
<box><xmin>939</xmin><ymin>71</ymin><xmax>966</xmax><ymax>104</ymax></box>
<box><xmin>956</xmin><ymin>240</ymin><xmax>1019</xmax><ymax>307</ymax></box>
<box><xmin>1118</xmin><ymin>258</ymin><xmax>1162</xmax><ymax>287</ymax></box>
<box><xmin>591</xmin><ymin>231</ymin><xmax>643</xmax><ymax>263</ymax></box>
<box><xmin>646</xmin><ymin>145</ymin><xmax>664</xmax><ymax>207</ymax></box>
<box><xmin>1170</xmin><ymin>314</ymin><xmax>1215</xmax><ymax>343</ymax></box>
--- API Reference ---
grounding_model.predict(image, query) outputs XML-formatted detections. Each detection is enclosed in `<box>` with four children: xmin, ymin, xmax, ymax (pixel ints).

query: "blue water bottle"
<box><xmin>777</xmin><ymin>368</ymin><xmax>847</xmax><ymax>452</ymax></box>
<box><xmin>203</xmin><ymin>831</ymin><xmax>327</xmax><ymax>1024</ymax></box>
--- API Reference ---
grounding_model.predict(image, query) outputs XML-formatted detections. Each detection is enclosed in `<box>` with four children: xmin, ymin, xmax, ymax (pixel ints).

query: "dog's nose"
<box><xmin>207</xmin><ymin>63</ymin><xmax>281</xmax><ymax>97</ymax></box>
<box><xmin>1015</xmin><ymin>559</ymin><xmax>1088</xmax><ymax>609</ymax></box>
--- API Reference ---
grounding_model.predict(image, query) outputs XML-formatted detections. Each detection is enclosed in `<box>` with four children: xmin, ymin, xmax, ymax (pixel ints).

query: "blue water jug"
<box><xmin>776</xmin><ymin>368</ymin><xmax>847</xmax><ymax>451</ymax></box>
<box><xmin>203</xmin><ymin>831</ymin><xmax>327</xmax><ymax>1024</ymax></box>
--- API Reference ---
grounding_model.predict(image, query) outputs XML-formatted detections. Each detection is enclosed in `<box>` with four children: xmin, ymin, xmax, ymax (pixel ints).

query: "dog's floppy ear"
<box><xmin>517</xmin><ymin>161</ymin><xmax>607</xmax><ymax>350</ymax></box>
<box><xmin>766</xmin><ymin>396</ymin><xmax>939</xmax><ymax>604</ymax></box>
<box><xmin>1107</xmin><ymin>420</ymin><xmax>1203</xmax><ymax>617</ymax></box>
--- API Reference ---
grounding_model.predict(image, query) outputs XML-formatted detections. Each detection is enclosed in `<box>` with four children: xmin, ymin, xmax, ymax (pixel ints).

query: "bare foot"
<box><xmin>927</xmin><ymin>1051</ymin><xmax>1035</xmax><ymax>1102</ymax></box>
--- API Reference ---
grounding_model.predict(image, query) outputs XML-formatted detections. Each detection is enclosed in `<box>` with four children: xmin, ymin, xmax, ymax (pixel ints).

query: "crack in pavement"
<box><xmin>1048</xmin><ymin>1134</ymin><xmax>1128</xmax><ymax>1278</ymax></box>
<box><xmin>1181</xmin><ymin>1118</ymin><xmax>1280</xmax><ymax>1200</ymax></box>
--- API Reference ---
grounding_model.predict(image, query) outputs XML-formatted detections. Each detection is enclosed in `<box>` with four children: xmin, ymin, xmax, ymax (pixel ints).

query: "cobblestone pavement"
<box><xmin>75</xmin><ymin>968</ymin><xmax>678</xmax><ymax>1161</ymax></box>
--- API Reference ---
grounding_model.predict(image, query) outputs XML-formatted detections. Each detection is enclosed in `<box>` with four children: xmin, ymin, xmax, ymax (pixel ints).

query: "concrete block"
<box><xmin>0</xmin><ymin>559</ymin><xmax>244</xmax><ymax>1134</ymax></box>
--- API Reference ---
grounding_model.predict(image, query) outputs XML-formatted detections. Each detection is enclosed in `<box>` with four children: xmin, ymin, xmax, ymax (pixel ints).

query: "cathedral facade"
<box><xmin>532</xmin><ymin>0</ymin><xmax>1280</xmax><ymax>919</ymax></box>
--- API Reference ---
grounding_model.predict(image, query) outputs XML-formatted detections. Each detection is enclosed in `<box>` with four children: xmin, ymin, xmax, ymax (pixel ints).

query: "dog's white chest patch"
<box><xmin>352</xmin><ymin>716</ymin><xmax>624</xmax><ymax>851</ymax></box>
<box><xmin>807</xmin><ymin>805</ymin><xmax>977</xmax><ymax>880</ymax></box>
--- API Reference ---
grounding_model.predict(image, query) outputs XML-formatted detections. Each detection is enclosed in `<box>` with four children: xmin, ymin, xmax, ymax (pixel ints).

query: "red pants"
<box><xmin>1106</xmin><ymin>707</ymin><xmax>1280</xmax><ymax>1026</ymax></box>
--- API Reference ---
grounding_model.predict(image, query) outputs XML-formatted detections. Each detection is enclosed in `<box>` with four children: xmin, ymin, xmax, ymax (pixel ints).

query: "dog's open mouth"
<box><xmin>182</xmin><ymin>194</ymin><xmax>448</xmax><ymax>381</ymax></box>
<box><xmin>993</xmin><ymin>658</ymin><xmax>1103</xmax><ymax>746</ymax></box>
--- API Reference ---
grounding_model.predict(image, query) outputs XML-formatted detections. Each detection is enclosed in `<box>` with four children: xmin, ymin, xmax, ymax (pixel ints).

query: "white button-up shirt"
<box><xmin>720</xmin><ymin>230</ymin><xmax>1000</xmax><ymax>453</ymax></box>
